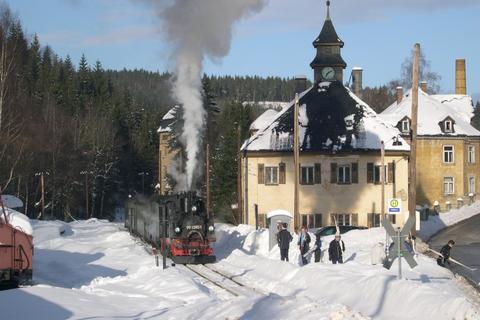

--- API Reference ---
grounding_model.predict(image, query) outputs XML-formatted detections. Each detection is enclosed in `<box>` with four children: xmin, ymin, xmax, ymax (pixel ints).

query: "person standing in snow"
<box><xmin>298</xmin><ymin>226</ymin><xmax>311</xmax><ymax>265</ymax></box>
<box><xmin>314</xmin><ymin>232</ymin><xmax>322</xmax><ymax>262</ymax></box>
<box><xmin>328</xmin><ymin>233</ymin><xmax>345</xmax><ymax>264</ymax></box>
<box><xmin>437</xmin><ymin>240</ymin><xmax>455</xmax><ymax>267</ymax></box>
<box><xmin>277</xmin><ymin>223</ymin><xmax>293</xmax><ymax>262</ymax></box>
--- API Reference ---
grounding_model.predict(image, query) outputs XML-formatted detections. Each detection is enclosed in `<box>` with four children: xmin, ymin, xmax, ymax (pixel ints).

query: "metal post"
<box><xmin>162</xmin><ymin>207</ymin><xmax>167</xmax><ymax>269</ymax></box>
<box><xmin>397</xmin><ymin>229</ymin><xmax>402</xmax><ymax>280</ymax></box>
<box><xmin>254</xmin><ymin>204</ymin><xmax>259</xmax><ymax>230</ymax></box>
<box><xmin>40</xmin><ymin>173</ymin><xmax>45</xmax><ymax>220</ymax></box>
<box><xmin>381</xmin><ymin>141</ymin><xmax>388</xmax><ymax>254</ymax></box>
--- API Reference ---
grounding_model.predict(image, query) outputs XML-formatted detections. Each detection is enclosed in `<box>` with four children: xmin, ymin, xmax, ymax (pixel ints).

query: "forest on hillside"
<box><xmin>1</xmin><ymin>4</ymin><xmax>479</xmax><ymax>222</ymax></box>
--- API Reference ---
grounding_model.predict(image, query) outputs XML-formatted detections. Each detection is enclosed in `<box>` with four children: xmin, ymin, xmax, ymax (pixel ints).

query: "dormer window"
<box><xmin>397</xmin><ymin>117</ymin><xmax>410</xmax><ymax>134</ymax></box>
<box><xmin>401</xmin><ymin>119</ymin><xmax>410</xmax><ymax>133</ymax></box>
<box><xmin>439</xmin><ymin>117</ymin><xmax>455</xmax><ymax>134</ymax></box>
<box><xmin>444</xmin><ymin>120</ymin><xmax>453</xmax><ymax>132</ymax></box>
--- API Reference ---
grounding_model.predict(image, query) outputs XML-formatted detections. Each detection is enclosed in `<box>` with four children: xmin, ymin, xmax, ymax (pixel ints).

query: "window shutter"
<box><xmin>367</xmin><ymin>213</ymin><xmax>373</xmax><ymax>228</ymax></box>
<box><xmin>258</xmin><ymin>164</ymin><xmax>264</xmax><ymax>184</ymax></box>
<box><xmin>314</xmin><ymin>163</ymin><xmax>321</xmax><ymax>184</ymax></box>
<box><xmin>367</xmin><ymin>163</ymin><xmax>374</xmax><ymax>183</ymax></box>
<box><xmin>352</xmin><ymin>213</ymin><xmax>359</xmax><ymax>227</ymax></box>
<box><xmin>351</xmin><ymin>162</ymin><xmax>358</xmax><ymax>183</ymax></box>
<box><xmin>330</xmin><ymin>163</ymin><xmax>337</xmax><ymax>184</ymax></box>
<box><xmin>279</xmin><ymin>163</ymin><xmax>286</xmax><ymax>184</ymax></box>
<box><xmin>388</xmin><ymin>162</ymin><xmax>395</xmax><ymax>183</ymax></box>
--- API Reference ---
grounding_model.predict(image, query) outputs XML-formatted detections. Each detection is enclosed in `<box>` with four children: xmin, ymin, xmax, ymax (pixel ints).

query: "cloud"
<box><xmin>246</xmin><ymin>0</ymin><xmax>480</xmax><ymax>29</ymax></box>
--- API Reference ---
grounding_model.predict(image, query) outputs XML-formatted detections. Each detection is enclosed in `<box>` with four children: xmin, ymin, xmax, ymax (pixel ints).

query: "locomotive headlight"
<box><xmin>174</xmin><ymin>227</ymin><xmax>181</xmax><ymax>233</ymax></box>
<box><xmin>191</xmin><ymin>206</ymin><xmax>197</xmax><ymax>213</ymax></box>
<box><xmin>208</xmin><ymin>225</ymin><xmax>215</xmax><ymax>232</ymax></box>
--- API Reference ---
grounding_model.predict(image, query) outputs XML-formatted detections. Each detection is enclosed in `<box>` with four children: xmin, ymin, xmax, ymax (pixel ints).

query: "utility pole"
<box><xmin>409</xmin><ymin>43</ymin><xmax>420</xmax><ymax>235</ymax></box>
<box><xmin>237</xmin><ymin>124</ymin><xmax>243</xmax><ymax>224</ymax></box>
<box><xmin>293</xmin><ymin>93</ymin><xmax>300</xmax><ymax>229</ymax></box>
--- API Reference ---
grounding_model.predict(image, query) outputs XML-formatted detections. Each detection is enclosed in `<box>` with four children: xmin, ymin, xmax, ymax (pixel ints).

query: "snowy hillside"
<box><xmin>0</xmin><ymin>219</ymin><xmax>479</xmax><ymax>319</ymax></box>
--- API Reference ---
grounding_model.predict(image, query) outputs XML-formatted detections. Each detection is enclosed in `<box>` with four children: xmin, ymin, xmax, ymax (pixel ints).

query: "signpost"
<box><xmin>387</xmin><ymin>198</ymin><xmax>402</xmax><ymax>214</ymax></box>
<box><xmin>383</xmin><ymin>216</ymin><xmax>417</xmax><ymax>279</ymax></box>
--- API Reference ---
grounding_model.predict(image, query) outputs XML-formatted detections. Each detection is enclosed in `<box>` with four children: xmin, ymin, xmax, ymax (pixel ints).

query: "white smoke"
<box><xmin>145</xmin><ymin>0</ymin><xmax>268</xmax><ymax>190</ymax></box>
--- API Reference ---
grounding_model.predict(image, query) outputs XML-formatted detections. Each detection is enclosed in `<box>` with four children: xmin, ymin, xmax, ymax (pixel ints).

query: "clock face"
<box><xmin>321</xmin><ymin>67</ymin><xmax>335</xmax><ymax>80</ymax></box>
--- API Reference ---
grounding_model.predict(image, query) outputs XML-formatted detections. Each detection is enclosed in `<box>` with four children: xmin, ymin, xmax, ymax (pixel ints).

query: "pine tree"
<box><xmin>472</xmin><ymin>101</ymin><xmax>480</xmax><ymax>130</ymax></box>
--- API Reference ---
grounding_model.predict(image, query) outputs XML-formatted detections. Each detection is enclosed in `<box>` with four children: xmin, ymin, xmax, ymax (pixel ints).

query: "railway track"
<box><xmin>183</xmin><ymin>264</ymin><xmax>263</xmax><ymax>298</ymax></box>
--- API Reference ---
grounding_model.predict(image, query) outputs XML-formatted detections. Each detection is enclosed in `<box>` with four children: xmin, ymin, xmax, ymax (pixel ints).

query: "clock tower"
<box><xmin>310</xmin><ymin>1</ymin><xmax>347</xmax><ymax>83</ymax></box>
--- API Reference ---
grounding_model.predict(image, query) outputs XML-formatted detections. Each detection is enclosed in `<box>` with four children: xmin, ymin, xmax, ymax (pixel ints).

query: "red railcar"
<box><xmin>0</xmin><ymin>198</ymin><xmax>34</xmax><ymax>289</ymax></box>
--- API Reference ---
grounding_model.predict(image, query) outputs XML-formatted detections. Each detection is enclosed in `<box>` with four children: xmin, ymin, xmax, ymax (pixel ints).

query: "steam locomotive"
<box><xmin>125</xmin><ymin>192</ymin><xmax>216</xmax><ymax>264</ymax></box>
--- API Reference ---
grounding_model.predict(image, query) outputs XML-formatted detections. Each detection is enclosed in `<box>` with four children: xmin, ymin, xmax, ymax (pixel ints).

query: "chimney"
<box><xmin>396</xmin><ymin>86</ymin><xmax>404</xmax><ymax>104</ymax></box>
<box><xmin>295</xmin><ymin>75</ymin><xmax>307</xmax><ymax>94</ymax></box>
<box><xmin>420</xmin><ymin>81</ymin><xmax>427</xmax><ymax>93</ymax></box>
<box><xmin>455</xmin><ymin>59</ymin><xmax>467</xmax><ymax>95</ymax></box>
<box><xmin>352</xmin><ymin>67</ymin><xmax>363</xmax><ymax>99</ymax></box>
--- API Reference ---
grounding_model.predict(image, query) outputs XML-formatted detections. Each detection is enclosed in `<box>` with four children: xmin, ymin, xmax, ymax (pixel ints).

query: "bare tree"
<box><xmin>391</xmin><ymin>49</ymin><xmax>442</xmax><ymax>94</ymax></box>
<box><xmin>0</xmin><ymin>4</ymin><xmax>18</xmax><ymax>132</ymax></box>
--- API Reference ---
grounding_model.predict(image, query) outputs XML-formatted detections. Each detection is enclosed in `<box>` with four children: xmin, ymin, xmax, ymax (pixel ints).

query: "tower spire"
<box><xmin>326</xmin><ymin>0</ymin><xmax>331</xmax><ymax>20</ymax></box>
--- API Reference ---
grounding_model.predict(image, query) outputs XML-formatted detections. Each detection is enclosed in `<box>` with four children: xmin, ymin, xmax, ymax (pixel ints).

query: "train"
<box><xmin>0</xmin><ymin>196</ymin><xmax>34</xmax><ymax>289</ymax></box>
<box><xmin>125</xmin><ymin>191</ymin><xmax>216</xmax><ymax>264</ymax></box>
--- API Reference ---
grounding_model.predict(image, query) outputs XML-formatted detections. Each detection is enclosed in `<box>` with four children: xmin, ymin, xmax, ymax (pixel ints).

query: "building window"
<box><xmin>373</xmin><ymin>165</ymin><xmax>387</xmax><ymax>184</ymax></box>
<box><xmin>401</xmin><ymin>119</ymin><xmax>410</xmax><ymax>133</ymax></box>
<box><xmin>469</xmin><ymin>176</ymin><xmax>476</xmax><ymax>194</ymax></box>
<box><xmin>314</xmin><ymin>213</ymin><xmax>323</xmax><ymax>228</ymax></box>
<box><xmin>331</xmin><ymin>213</ymin><xmax>351</xmax><ymax>226</ymax></box>
<box><xmin>443</xmin><ymin>145</ymin><xmax>454</xmax><ymax>163</ymax></box>
<box><xmin>369</xmin><ymin>213</ymin><xmax>381</xmax><ymax>227</ymax></box>
<box><xmin>468</xmin><ymin>146</ymin><xmax>476</xmax><ymax>164</ymax></box>
<box><xmin>265</xmin><ymin>166</ymin><xmax>278</xmax><ymax>185</ymax></box>
<box><xmin>301</xmin><ymin>214</ymin><xmax>314</xmax><ymax>229</ymax></box>
<box><xmin>443</xmin><ymin>177</ymin><xmax>454</xmax><ymax>195</ymax></box>
<box><xmin>338</xmin><ymin>165</ymin><xmax>351</xmax><ymax>184</ymax></box>
<box><xmin>444</xmin><ymin>120</ymin><xmax>453</xmax><ymax>132</ymax></box>
<box><xmin>301</xmin><ymin>166</ymin><xmax>314</xmax><ymax>185</ymax></box>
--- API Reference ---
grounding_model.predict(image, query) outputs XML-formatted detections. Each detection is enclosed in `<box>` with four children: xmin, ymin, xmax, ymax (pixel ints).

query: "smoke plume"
<box><xmin>145</xmin><ymin>0</ymin><xmax>267</xmax><ymax>190</ymax></box>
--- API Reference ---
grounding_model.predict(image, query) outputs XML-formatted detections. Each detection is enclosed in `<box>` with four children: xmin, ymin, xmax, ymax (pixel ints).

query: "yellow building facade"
<box><xmin>241</xmin><ymin>152</ymin><xmax>410</xmax><ymax>228</ymax></box>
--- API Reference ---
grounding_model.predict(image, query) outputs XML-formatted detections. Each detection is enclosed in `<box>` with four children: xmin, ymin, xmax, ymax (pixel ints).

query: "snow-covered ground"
<box><xmin>418</xmin><ymin>201</ymin><xmax>480</xmax><ymax>240</ymax></box>
<box><xmin>0</xmin><ymin>219</ymin><xmax>479</xmax><ymax>319</ymax></box>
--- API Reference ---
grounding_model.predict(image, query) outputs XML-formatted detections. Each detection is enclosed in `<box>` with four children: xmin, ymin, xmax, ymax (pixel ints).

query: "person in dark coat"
<box><xmin>298</xmin><ymin>226</ymin><xmax>311</xmax><ymax>265</ymax></box>
<box><xmin>328</xmin><ymin>233</ymin><xmax>345</xmax><ymax>264</ymax></box>
<box><xmin>314</xmin><ymin>232</ymin><xmax>322</xmax><ymax>263</ymax></box>
<box><xmin>277</xmin><ymin>223</ymin><xmax>293</xmax><ymax>261</ymax></box>
<box><xmin>437</xmin><ymin>240</ymin><xmax>455</xmax><ymax>267</ymax></box>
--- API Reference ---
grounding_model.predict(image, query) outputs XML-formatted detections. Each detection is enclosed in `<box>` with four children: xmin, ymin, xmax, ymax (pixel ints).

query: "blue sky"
<box><xmin>6</xmin><ymin>0</ymin><xmax>480</xmax><ymax>101</ymax></box>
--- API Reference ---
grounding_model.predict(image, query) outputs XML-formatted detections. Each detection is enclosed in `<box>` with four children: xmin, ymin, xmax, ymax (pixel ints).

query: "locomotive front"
<box><xmin>162</xmin><ymin>192</ymin><xmax>216</xmax><ymax>264</ymax></box>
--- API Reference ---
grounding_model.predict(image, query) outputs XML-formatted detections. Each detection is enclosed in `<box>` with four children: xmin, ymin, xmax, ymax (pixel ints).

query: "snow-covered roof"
<box><xmin>1</xmin><ymin>207</ymin><xmax>33</xmax><ymax>235</ymax></box>
<box><xmin>381</xmin><ymin>89</ymin><xmax>480</xmax><ymax>137</ymax></box>
<box><xmin>243</xmin><ymin>101</ymin><xmax>289</xmax><ymax>111</ymax></box>
<box><xmin>157</xmin><ymin>106</ymin><xmax>180</xmax><ymax>133</ymax></box>
<box><xmin>250</xmin><ymin>109</ymin><xmax>279</xmax><ymax>131</ymax></box>
<box><xmin>1</xmin><ymin>195</ymin><xmax>23</xmax><ymax>208</ymax></box>
<box><xmin>242</xmin><ymin>82</ymin><xmax>409</xmax><ymax>153</ymax></box>
<box><xmin>431</xmin><ymin>94</ymin><xmax>474</xmax><ymax>123</ymax></box>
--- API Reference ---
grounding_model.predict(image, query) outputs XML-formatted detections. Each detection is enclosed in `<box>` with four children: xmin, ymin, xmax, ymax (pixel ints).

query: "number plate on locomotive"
<box><xmin>186</xmin><ymin>225</ymin><xmax>202</xmax><ymax>230</ymax></box>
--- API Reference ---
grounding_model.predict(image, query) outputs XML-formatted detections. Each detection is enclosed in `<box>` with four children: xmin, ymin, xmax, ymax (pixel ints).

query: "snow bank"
<box><xmin>214</xmin><ymin>224</ymin><xmax>480</xmax><ymax>320</ymax></box>
<box><xmin>0</xmin><ymin>207</ymin><xmax>33</xmax><ymax>235</ymax></box>
<box><xmin>418</xmin><ymin>201</ymin><xmax>480</xmax><ymax>240</ymax></box>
